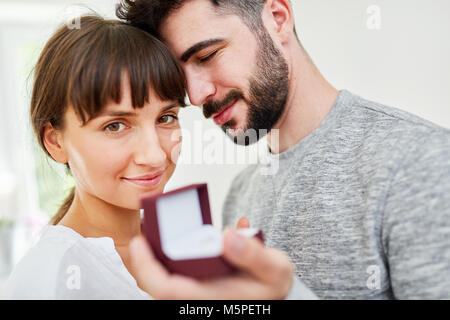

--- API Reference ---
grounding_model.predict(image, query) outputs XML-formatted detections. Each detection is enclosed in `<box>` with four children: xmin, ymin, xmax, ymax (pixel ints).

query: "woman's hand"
<box><xmin>128</xmin><ymin>217</ymin><xmax>294</xmax><ymax>299</ymax></box>
<box><xmin>236</xmin><ymin>216</ymin><xmax>250</xmax><ymax>229</ymax></box>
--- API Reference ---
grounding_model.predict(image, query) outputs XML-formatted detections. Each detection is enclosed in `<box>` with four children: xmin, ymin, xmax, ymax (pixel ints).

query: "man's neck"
<box><xmin>268</xmin><ymin>44</ymin><xmax>339</xmax><ymax>154</ymax></box>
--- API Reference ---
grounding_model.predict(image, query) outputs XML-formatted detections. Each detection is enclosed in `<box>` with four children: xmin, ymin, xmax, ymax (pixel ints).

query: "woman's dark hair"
<box><xmin>30</xmin><ymin>15</ymin><xmax>186</xmax><ymax>225</ymax></box>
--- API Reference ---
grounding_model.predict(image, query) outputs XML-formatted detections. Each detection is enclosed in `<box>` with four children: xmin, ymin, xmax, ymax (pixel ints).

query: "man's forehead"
<box><xmin>159</xmin><ymin>0</ymin><xmax>237</xmax><ymax>57</ymax></box>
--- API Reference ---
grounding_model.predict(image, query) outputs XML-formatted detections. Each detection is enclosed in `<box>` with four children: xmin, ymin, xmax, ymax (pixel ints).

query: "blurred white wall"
<box><xmin>293</xmin><ymin>0</ymin><xmax>450</xmax><ymax>129</ymax></box>
<box><xmin>0</xmin><ymin>0</ymin><xmax>449</xmax><ymax>234</ymax></box>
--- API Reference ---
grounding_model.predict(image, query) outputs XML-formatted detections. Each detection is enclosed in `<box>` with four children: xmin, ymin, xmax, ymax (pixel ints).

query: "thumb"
<box><xmin>129</xmin><ymin>235</ymin><xmax>170</xmax><ymax>294</ymax></box>
<box><xmin>222</xmin><ymin>229</ymin><xmax>291</xmax><ymax>283</ymax></box>
<box><xmin>236</xmin><ymin>217</ymin><xmax>250</xmax><ymax>229</ymax></box>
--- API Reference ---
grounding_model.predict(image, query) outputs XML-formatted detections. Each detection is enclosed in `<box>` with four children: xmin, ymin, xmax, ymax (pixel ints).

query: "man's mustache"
<box><xmin>202</xmin><ymin>89</ymin><xmax>244</xmax><ymax>119</ymax></box>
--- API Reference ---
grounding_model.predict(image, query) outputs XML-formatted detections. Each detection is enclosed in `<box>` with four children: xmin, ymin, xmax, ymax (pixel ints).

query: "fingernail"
<box><xmin>227</xmin><ymin>230</ymin><xmax>246</xmax><ymax>254</ymax></box>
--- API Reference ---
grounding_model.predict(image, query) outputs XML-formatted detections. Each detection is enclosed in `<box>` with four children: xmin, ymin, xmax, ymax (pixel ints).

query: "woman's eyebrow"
<box><xmin>99</xmin><ymin>104</ymin><xmax>179</xmax><ymax>118</ymax></box>
<box><xmin>161</xmin><ymin>104</ymin><xmax>180</xmax><ymax>112</ymax></box>
<box><xmin>102</xmin><ymin>111</ymin><xmax>138</xmax><ymax>117</ymax></box>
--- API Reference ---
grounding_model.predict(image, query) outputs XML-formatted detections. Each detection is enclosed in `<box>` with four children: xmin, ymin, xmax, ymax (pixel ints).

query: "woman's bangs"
<box><xmin>67</xmin><ymin>19</ymin><xmax>186</xmax><ymax>125</ymax></box>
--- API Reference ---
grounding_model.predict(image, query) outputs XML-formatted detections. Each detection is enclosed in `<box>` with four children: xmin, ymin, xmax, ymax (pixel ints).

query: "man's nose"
<box><xmin>186</xmin><ymin>71</ymin><xmax>216</xmax><ymax>107</ymax></box>
<box><xmin>134</xmin><ymin>128</ymin><xmax>167</xmax><ymax>167</ymax></box>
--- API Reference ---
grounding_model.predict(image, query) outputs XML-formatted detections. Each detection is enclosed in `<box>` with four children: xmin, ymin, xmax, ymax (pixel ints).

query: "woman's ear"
<box><xmin>43</xmin><ymin>122</ymin><xmax>68</xmax><ymax>164</ymax></box>
<box><xmin>264</xmin><ymin>0</ymin><xmax>295</xmax><ymax>44</ymax></box>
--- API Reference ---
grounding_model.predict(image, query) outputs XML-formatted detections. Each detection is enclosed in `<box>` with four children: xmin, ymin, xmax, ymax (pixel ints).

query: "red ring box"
<box><xmin>141</xmin><ymin>183</ymin><xmax>264</xmax><ymax>279</ymax></box>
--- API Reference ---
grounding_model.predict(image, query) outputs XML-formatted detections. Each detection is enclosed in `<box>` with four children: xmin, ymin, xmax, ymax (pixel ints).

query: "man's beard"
<box><xmin>202</xmin><ymin>29</ymin><xmax>290</xmax><ymax>146</ymax></box>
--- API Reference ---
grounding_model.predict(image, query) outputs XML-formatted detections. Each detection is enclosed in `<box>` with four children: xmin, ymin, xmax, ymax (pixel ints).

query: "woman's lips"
<box><xmin>122</xmin><ymin>172</ymin><xmax>163</xmax><ymax>188</ymax></box>
<box><xmin>213</xmin><ymin>100</ymin><xmax>237</xmax><ymax>125</ymax></box>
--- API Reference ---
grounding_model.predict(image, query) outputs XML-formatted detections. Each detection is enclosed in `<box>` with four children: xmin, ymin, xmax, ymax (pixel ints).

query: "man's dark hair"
<box><xmin>116</xmin><ymin>0</ymin><xmax>298</xmax><ymax>39</ymax></box>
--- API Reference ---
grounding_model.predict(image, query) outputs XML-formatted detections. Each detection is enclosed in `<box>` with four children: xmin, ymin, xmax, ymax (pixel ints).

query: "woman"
<box><xmin>3</xmin><ymin>15</ymin><xmax>186</xmax><ymax>299</ymax></box>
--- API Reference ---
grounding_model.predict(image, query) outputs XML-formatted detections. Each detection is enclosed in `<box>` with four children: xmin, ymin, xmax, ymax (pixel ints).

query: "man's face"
<box><xmin>160</xmin><ymin>0</ymin><xmax>289</xmax><ymax>145</ymax></box>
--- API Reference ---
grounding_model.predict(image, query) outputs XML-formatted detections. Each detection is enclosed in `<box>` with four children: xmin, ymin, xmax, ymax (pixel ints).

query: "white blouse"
<box><xmin>2</xmin><ymin>225</ymin><xmax>151</xmax><ymax>300</ymax></box>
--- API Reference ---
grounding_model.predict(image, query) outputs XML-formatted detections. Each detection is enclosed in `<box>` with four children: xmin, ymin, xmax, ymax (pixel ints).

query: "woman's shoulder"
<box><xmin>2</xmin><ymin>225</ymin><xmax>85</xmax><ymax>299</ymax></box>
<box><xmin>3</xmin><ymin>225</ymin><xmax>150</xmax><ymax>300</ymax></box>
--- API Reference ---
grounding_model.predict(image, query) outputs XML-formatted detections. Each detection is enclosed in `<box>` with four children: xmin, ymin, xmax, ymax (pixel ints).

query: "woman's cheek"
<box><xmin>83</xmin><ymin>139</ymin><xmax>128</xmax><ymax>190</ymax></box>
<box><xmin>168</xmin><ymin>139</ymin><xmax>182</xmax><ymax>165</ymax></box>
<box><xmin>159</xmin><ymin>127</ymin><xmax>182</xmax><ymax>165</ymax></box>
<box><xmin>66</xmin><ymin>143</ymin><xmax>97</xmax><ymax>190</ymax></box>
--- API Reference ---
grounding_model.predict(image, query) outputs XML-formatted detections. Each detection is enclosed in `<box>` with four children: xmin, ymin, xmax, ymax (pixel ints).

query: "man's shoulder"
<box><xmin>340</xmin><ymin>90</ymin><xmax>450</xmax><ymax>158</ymax></box>
<box><xmin>345</xmin><ymin>90</ymin><xmax>449</xmax><ymax>135</ymax></box>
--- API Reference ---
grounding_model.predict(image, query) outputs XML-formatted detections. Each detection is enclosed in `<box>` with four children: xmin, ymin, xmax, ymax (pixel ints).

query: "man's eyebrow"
<box><xmin>180</xmin><ymin>38</ymin><xmax>225</xmax><ymax>63</ymax></box>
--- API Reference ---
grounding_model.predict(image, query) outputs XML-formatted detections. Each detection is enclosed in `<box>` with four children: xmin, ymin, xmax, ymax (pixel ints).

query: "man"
<box><xmin>117</xmin><ymin>0</ymin><xmax>450</xmax><ymax>299</ymax></box>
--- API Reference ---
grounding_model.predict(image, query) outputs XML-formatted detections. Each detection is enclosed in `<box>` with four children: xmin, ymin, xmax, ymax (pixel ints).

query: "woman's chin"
<box><xmin>135</xmin><ymin>186</ymin><xmax>166</xmax><ymax>204</ymax></box>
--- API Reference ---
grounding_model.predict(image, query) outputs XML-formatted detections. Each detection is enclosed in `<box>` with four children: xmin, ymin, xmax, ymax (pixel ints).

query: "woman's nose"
<box><xmin>133</xmin><ymin>128</ymin><xmax>167</xmax><ymax>167</ymax></box>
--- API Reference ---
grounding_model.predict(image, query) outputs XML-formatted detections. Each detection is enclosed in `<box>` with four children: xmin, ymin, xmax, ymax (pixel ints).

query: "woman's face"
<box><xmin>59</xmin><ymin>78</ymin><xmax>182</xmax><ymax>211</ymax></box>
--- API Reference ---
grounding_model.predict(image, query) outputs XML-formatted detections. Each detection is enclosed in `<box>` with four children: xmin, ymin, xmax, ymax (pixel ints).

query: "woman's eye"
<box><xmin>104</xmin><ymin>122</ymin><xmax>126</xmax><ymax>133</ymax></box>
<box><xmin>158</xmin><ymin>115</ymin><xmax>178</xmax><ymax>125</ymax></box>
<box><xmin>199</xmin><ymin>51</ymin><xmax>217</xmax><ymax>63</ymax></box>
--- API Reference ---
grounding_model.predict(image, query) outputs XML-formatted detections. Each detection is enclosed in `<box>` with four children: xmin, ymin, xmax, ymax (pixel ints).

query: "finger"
<box><xmin>222</xmin><ymin>229</ymin><xmax>293</xmax><ymax>286</ymax></box>
<box><xmin>129</xmin><ymin>236</ymin><xmax>216</xmax><ymax>299</ymax></box>
<box><xmin>196</xmin><ymin>273</ymin><xmax>272</xmax><ymax>300</ymax></box>
<box><xmin>236</xmin><ymin>217</ymin><xmax>250</xmax><ymax>229</ymax></box>
<box><xmin>128</xmin><ymin>235</ymin><xmax>172</xmax><ymax>295</ymax></box>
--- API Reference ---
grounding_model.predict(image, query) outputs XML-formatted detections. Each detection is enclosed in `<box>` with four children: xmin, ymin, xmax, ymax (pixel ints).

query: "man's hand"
<box><xmin>129</xmin><ymin>217</ymin><xmax>294</xmax><ymax>299</ymax></box>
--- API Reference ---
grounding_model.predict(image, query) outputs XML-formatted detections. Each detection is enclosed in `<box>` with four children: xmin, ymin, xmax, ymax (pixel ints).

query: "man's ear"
<box><xmin>263</xmin><ymin>0</ymin><xmax>295</xmax><ymax>44</ymax></box>
<box><xmin>43</xmin><ymin>122</ymin><xmax>68</xmax><ymax>164</ymax></box>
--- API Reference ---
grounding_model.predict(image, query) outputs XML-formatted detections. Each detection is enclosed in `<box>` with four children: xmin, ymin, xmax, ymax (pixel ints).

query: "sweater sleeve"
<box><xmin>382</xmin><ymin>129</ymin><xmax>450</xmax><ymax>299</ymax></box>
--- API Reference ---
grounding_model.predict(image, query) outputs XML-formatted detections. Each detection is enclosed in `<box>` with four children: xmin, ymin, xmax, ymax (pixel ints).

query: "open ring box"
<box><xmin>141</xmin><ymin>183</ymin><xmax>264</xmax><ymax>279</ymax></box>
